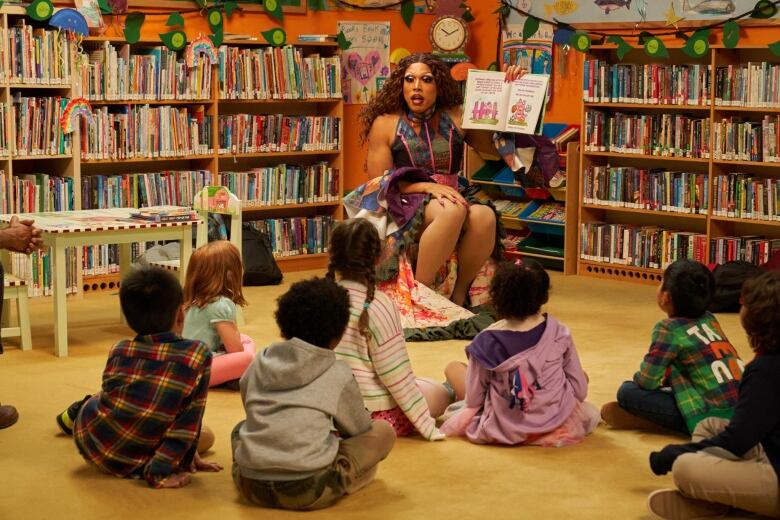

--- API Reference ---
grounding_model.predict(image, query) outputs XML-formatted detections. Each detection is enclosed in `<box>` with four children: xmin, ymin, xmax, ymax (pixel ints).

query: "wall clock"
<box><xmin>429</xmin><ymin>15</ymin><xmax>469</xmax><ymax>54</ymax></box>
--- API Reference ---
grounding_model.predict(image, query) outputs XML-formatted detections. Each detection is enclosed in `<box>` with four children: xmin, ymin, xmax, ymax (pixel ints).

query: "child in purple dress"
<box><xmin>442</xmin><ymin>260</ymin><xmax>599</xmax><ymax>446</ymax></box>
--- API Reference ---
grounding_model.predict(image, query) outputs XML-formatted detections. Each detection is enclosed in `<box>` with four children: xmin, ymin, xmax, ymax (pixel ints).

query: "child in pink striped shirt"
<box><xmin>328</xmin><ymin>219</ymin><xmax>449</xmax><ymax>441</ymax></box>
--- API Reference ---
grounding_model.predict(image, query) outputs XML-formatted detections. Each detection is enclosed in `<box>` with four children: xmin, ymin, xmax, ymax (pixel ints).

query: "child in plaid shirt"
<box><xmin>56</xmin><ymin>266</ymin><xmax>222</xmax><ymax>489</ymax></box>
<box><xmin>602</xmin><ymin>259</ymin><xmax>745</xmax><ymax>435</ymax></box>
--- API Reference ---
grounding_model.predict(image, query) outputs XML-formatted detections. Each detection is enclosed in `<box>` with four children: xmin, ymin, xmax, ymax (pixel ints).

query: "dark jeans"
<box><xmin>616</xmin><ymin>381</ymin><xmax>689</xmax><ymax>435</ymax></box>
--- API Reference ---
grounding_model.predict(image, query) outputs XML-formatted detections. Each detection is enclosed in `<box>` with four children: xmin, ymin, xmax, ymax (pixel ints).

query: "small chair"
<box><xmin>2</xmin><ymin>274</ymin><xmax>32</xmax><ymax>351</ymax></box>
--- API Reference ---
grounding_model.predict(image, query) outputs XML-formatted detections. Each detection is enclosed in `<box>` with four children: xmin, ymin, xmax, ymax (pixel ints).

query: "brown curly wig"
<box><xmin>740</xmin><ymin>271</ymin><xmax>780</xmax><ymax>353</ymax></box>
<box><xmin>358</xmin><ymin>53</ymin><xmax>464</xmax><ymax>143</ymax></box>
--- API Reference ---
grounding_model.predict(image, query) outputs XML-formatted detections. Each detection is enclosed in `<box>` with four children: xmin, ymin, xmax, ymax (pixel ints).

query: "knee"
<box><xmin>672</xmin><ymin>454</ymin><xmax>702</xmax><ymax>494</ymax></box>
<box><xmin>467</xmin><ymin>205</ymin><xmax>496</xmax><ymax>232</ymax></box>
<box><xmin>616</xmin><ymin>380</ymin><xmax>637</xmax><ymax>404</ymax></box>
<box><xmin>372</xmin><ymin>419</ymin><xmax>397</xmax><ymax>455</ymax></box>
<box><xmin>692</xmin><ymin>417</ymin><xmax>729</xmax><ymax>440</ymax></box>
<box><xmin>439</xmin><ymin>200</ymin><xmax>468</xmax><ymax>224</ymax></box>
<box><xmin>444</xmin><ymin>361</ymin><xmax>466</xmax><ymax>381</ymax></box>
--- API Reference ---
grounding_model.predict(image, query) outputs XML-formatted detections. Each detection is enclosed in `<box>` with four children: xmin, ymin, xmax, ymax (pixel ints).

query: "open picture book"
<box><xmin>461</xmin><ymin>70</ymin><xmax>550</xmax><ymax>135</ymax></box>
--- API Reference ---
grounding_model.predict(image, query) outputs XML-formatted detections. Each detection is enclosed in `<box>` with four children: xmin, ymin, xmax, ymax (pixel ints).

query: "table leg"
<box><xmin>52</xmin><ymin>243</ymin><xmax>68</xmax><ymax>358</ymax></box>
<box><xmin>118</xmin><ymin>243</ymin><xmax>132</xmax><ymax>324</ymax></box>
<box><xmin>179</xmin><ymin>226</ymin><xmax>193</xmax><ymax>286</ymax></box>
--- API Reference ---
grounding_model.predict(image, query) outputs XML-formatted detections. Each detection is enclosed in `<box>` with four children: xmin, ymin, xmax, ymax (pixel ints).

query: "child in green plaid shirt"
<box><xmin>601</xmin><ymin>260</ymin><xmax>745</xmax><ymax>435</ymax></box>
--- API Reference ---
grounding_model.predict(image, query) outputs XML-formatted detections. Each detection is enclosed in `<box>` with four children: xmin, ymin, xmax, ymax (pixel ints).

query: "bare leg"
<box><xmin>416</xmin><ymin>377</ymin><xmax>450</xmax><ymax>418</ymax></box>
<box><xmin>444</xmin><ymin>361</ymin><xmax>467</xmax><ymax>401</ymax></box>
<box><xmin>415</xmin><ymin>200</ymin><xmax>467</xmax><ymax>288</ymax></box>
<box><xmin>452</xmin><ymin>205</ymin><xmax>496</xmax><ymax>306</ymax></box>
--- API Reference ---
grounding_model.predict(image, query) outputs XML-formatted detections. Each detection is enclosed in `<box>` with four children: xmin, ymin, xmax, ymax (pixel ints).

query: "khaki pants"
<box><xmin>672</xmin><ymin>417</ymin><xmax>780</xmax><ymax>518</ymax></box>
<box><xmin>232</xmin><ymin>420</ymin><xmax>396</xmax><ymax>511</ymax></box>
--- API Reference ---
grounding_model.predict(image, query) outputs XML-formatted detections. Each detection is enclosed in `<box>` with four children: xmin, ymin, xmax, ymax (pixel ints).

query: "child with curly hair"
<box><xmin>328</xmin><ymin>219</ymin><xmax>449</xmax><ymax>441</ymax></box>
<box><xmin>182</xmin><ymin>241</ymin><xmax>255</xmax><ymax>388</ymax></box>
<box><xmin>647</xmin><ymin>271</ymin><xmax>780</xmax><ymax>519</ymax></box>
<box><xmin>442</xmin><ymin>259</ymin><xmax>598</xmax><ymax>446</ymax></box>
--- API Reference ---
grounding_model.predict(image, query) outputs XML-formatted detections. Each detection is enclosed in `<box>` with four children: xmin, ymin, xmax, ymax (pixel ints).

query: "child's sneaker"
<box><xmin>56</xmin><ymin>395</ymin><xmax>91</xmax><ymax>435</ymax></box>
<box><xmin>647</xmin><ymin>489</ymin><xmax>729</xmax><ymax>519</ymax></box>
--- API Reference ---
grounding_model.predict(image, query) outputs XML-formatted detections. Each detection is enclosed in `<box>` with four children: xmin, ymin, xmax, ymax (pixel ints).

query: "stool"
<box><xmin>2</xmin><ymin>275</ymin><xmax>32</xmax><ymax>351</ymax></box>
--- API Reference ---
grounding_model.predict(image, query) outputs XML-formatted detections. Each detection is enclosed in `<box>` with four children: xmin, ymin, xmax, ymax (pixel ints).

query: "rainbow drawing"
<box><xmin>186</xmin><ymin>34</ymin><xmax>218</xmax><ymax>68</ymax></box>
<box><xmin>60</xmin><ymin>97</ymin><xmax>95</xmax><ymax>134</ymax></box>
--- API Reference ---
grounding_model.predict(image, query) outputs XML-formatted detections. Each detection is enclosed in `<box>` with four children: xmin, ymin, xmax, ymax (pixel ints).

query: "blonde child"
<box><xmin>182</xmin><ymin>241</ymin><xmax>255</xmax><ymax>388</ymax></box>
<box><xmin>328</xmin><ymin>219</ymin><xmax>449</xmax><ymax>441</ymax></box>
<box><xmin>443</xmin><ymin>259</ymin><xmax>599</xmax><ymax>446</ymax></box>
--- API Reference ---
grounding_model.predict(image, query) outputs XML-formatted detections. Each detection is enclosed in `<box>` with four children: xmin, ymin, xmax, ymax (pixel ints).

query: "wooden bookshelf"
<box><xmin>578</xmin><ymin>45</ymin><xmax>780</xmax><ymax>285</ymax></box>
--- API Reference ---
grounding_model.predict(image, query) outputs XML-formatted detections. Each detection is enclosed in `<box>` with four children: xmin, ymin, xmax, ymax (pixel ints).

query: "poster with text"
<box><xmin>337</xmin><ymin>21</ymin><xmax>390</xmax><ymax>105</ymax></box>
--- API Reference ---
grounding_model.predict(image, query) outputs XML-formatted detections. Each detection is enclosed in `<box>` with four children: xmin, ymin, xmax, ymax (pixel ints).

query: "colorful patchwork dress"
<box><xmin>344</xmin><ymin>110</ymin><xmax>500</xmax><ymax>340</ymax></box>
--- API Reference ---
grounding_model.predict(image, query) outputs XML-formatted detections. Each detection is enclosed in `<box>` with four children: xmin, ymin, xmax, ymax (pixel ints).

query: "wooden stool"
<box><xmin>2</xmin><ymin>274</ymin><xmax>31</xmax><ymax>351</ymax></box>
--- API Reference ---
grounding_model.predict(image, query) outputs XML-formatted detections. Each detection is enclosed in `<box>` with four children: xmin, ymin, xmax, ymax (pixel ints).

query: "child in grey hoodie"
<box><xmin>231</xmin><ymin>278</ymin><xmax>396</xmax><ymax>510</ymax></box>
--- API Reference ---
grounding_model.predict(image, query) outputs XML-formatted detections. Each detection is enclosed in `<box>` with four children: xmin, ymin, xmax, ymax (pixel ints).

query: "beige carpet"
<box><xmin>0</xmin><ymin>271</ymin><xmax>755</xmax><ymax>519</ymax></box>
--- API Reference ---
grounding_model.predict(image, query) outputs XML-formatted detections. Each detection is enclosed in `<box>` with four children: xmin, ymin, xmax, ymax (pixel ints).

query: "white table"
<box><xmin>0</xmin><ymin>208</ymin><xmax>199</xmax><ymax>357</ymax></box>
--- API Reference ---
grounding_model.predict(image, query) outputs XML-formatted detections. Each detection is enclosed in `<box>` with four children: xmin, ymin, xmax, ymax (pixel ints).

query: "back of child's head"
<box><xmin>275</xmin><ymin>277</ymin><xmax>351</xmax><ymax>349</ymax></box>
<box><xmin>740</xmin><ymin>271</ymin><xmax>780</xmax><ymax>354</ymax></box>
<box><xmin>326</xmin><ymin>219</ymin><xmax>381</xmax><ymax>341</ymax></box>
<box><xmin>183</xmin><ymin>240</ymin><xmax>246</xmax><ymax>308</ymax></box>
<box><xmin>490</xmin><ymin>259</ymin><xmax>550</xmax><ymax>320</ymax></box>
<box><xmin>120</xmin><ymin>266</ymin><xmax>183</xmax><ymax>335</ymax></box>
<box><xmin>661</xmin><ymin>259</ymin><xmax>714</xmax><ymax>319</ymax></box>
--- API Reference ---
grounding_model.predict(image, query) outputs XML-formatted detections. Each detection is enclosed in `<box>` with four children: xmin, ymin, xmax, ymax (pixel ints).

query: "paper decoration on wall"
<box><xmin>27</xmin><ymin>0</ymin><xmax>54</xmax><ymax>21</ymax></box>
<box><xmin>594</xmin><ymin>0</ymin><xmax>631</xmax><ymax>14</ymax></box>
<box><xmin>607</xmin><ymin>35</ymin><xmax>633</xmax><ymax>60</ymax></box>
<box><xmin>543</xmin><ymin>0</ymin><xmax>578</xmax><ymax>16</ymax></box>
<box><xmin>722</xmin><ymin>20</ymin><xmax>740</xmax><ymax>47</ymax></box>
<box><xmin>571</xmin><ymin>31</ymin><xmax>591</xmax><ymax>52</ymax></box>
<box><xmin>337</xmin><ymin>21</ymin><xmax>390</xmax><ymax>104</ymax></box>
<box><xmin>389</xmin><ymin>47</ymin><xmax>410</xmax><ymax>64</ymax></box>
<box><xmin>664</xmin><ymin>1</ymin><xmax>685</xmax><ymax>28</ymax></box>
<box><xmin>401</xmin><ymin>0</ymin><xmax>416</xmax><ymax>27</ymax></box>
<box><xmin>107</xmin><ymin>0</ymin><xmax>128</xmax><ymax>14</ymax></box>
<box><xmin>166</xmin><ymin>12</ymin><xmax>184</xmax><ymax>27</ymax></box>
<box><xmin>210</xmin><ymin>29</ymin><xmax>223</xmax><ymax>47</ymax></box>
<box><xmin>124</xmin><ymin>12</ymin><xmax>144</xmax><ymax>44</ymax></box>
<box><xmin>224</xmin><ymin>1</ymin><xmax>239</xmax><ymax>17</ymax></box>
<box><xmin>261</xmin><ymin>28</ymin><xmax>287</xmax><ymax>46</ymax></box>
<box><xmin>60</xmin><ymin>98</ymin><xmax>95</xmax><ymax>134</ymax></box>
<box><xmin>503</xmin><ymin>21</ymin><xmax>553</xmax><ymax>100</ymax></box>
<box><xmin>450</xmin><ymin>61</ymin><xmax>476</xmax><ymax>81</ymax></box>
<box><xmin>208</xmin><ymin>9</ymin><xmax>223</xmax><ymax>33</ymax></box>
<box><xmin>186</xmin><ymin>34</ymin><xmax>218</xmax><ymax>67</ymax></box>
<box><xmin>264</xmin><ymin>0</ymin><xmax>284</xmax><ymax>20</ymax></box>
<box><xmin>49</xmin><ymin>9</ymin><xmax>90</xmax><ymax>36</ymax></box>
<box><xmin>75</xmin><ymin>0</ymin><xmax>104</xmax><ymax>28</ymax></box>
<box><xmin>643</xmin><ymin>36</ymin><xmax>669</xmax><ymax>58</ymax></box>
<box><xmin>636</xmin><ymin>0</ymin><xmax>648</xmax><ymax>21</ymax></box>
<box><xmin>337</xmin><ymin>31</ymin><xmax>353</xmax><ymax>50</ymax></box>
<box><xmin>160</xmin><ymin>30</ymin><xmax>187</xmax><ymax>51</ymax></box>
<box><xmin>769</xmin><ymin>40</ymin><xmax>780</xmax><ymax>56</ymax></box>
<box><xmin>521</xmin><ymin>0</ymin><xmax>756</xmax><ymax>22</ymax></box>
<box><xmin>751</xmin><ymin>0</ymin><xmax>778</xmax><ymax>17</ymax></box>
<box><xmin>682</xmin><ymin>29</ymin><xmax>710</xmax><ymax>57</ymax></box>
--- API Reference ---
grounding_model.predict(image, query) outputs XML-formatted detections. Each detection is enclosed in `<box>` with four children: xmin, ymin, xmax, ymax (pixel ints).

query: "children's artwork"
<box><xmin>186</xmin><ymin>34</ymin><xmax>218</xmax><ymax>68</ymax></box>
<box><xmin>524</xmin><ymin>0</ymin><xmax>756</xmax><ymax>23</ymax></box>
<box><xmin>502</xmin><ymin>21</ymin><xmax>553</xmax><ymax>100</ymax></box>
<box><xmin>337</xmin><ymin>21</ymin><xmax>390</xmax><ymax>105</ymax></box>
<box><xmin>74</xmin><ymin>0</ymin><xmax>103</xmax><ymax>29</ymax></box>
<box><xmin>195</xmin><ymin>186</ymin><xmax>240</xmax><ymax>215</ymax></box>
<box><xmin>48</xmin><ymin>8</ymin><xmax>90</xmax><ymax>36</ymax></box>
<box><xmin>461</xmin><ymin>70</ymin><xmax>549</xmax><ymax>135</ymax></box>
<box><xmin>59</xmin><ymin>98</ymin><xmax>95</xmax><ymax>134</ymax></box>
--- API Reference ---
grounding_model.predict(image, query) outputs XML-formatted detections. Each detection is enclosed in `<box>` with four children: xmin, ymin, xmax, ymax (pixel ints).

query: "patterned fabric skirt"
<box><xmin>370</xmin><ymin>407</ymin><xmax>416</xmax><ymax>437</ymax></box>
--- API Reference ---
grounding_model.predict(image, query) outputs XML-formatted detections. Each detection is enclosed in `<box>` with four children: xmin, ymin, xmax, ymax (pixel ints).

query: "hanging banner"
<box><xmin>337</xmin><ymin>21</ymin><xmax>391</xmax><ymax>105</ymax></box>
<box><xmin>502</xmin><ymin>22</ymin><xmax>553</xmax><ymax>100</ymax></box>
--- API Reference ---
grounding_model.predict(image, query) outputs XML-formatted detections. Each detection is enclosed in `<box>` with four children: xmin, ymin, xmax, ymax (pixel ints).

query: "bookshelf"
<box><xmin>579</xmin><ymin>44</ymin><xmax>780</xmax><ymax>285</ymax></box>
<box><xmin>465</xmin><ymin>140</ymin><xmax>580</xmax><ymax>274</ymax></box>
<box><xmin>0</xmin><ymin>6</ymin><xmax>343</xmax><ymax>297</ymax></box>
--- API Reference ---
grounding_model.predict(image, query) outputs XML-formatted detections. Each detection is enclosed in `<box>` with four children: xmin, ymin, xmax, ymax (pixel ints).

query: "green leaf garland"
<box><xmin>722</xmin><ymin>20</ymin><xmax>740</xmax><ymax>48</ymax></box>
<box><xmin>27</xmin><ymin>0</ymin><xmax>54</xmax><ymax>21</ymax></box>
<box><xmin>124</xmin><ymin>12</ymin><xmax>145</xmax><ymax>44</ymax></box>
<box><xmin>570</xmin><ymin>32</ymin><xmax>591</xmax><ymax>53</ymax></box>
<box><xmin>208</xmin><ymin>8</ymin><xmax>223</xmax><ymax>33</ymax></box>
<box><xmin>224</xmin><ymin>1</ymin><xmax>239</xmax><ymax>18</ymax></box>
<box><xmin>160</xmin><ymin>30</ymin><xmax>187</xmax><ymax>51</ymax></box>
<box><xmin>606</xmin><ymin>35</ymin><xmax>633</xmax><ymax>61</ymax></box>
<box><xmin>261</xmin><ymin>27</ymin><xmax>286</xmax><ymax>47</ymax></box>
<box><xmin>264</xmin><ymin>0</ymin><xmax>284</xmax><ymax>21</ymax></box>
<box><xmin>400</xmin><ymin>0</ymin><xmax>415</xmax><ymax>28</ymax></box>
<box><xmin>522</xmin><ymin>16</ymin><xmax>539</xmax><ymax>42</ymax></box>
<box><xmin>308</xmin><ymin>0</ymin><xmax>327</xmax><ymax>10</ymax></box>
<box><xmin>336</xmin><ymin>30</ymin><xmax>352</xmax><ymax>50</ymax></box>
<box><xmin>97</xmin><ymin>0</ymin><xmax>112</xmax><ymax>15</ymax></box>
<box><xmin>210</xmin><ymin>28</ymin><xmax>224</xmax><ymax>47</ymax></box>
<box><xmin>769</xmin><ymin>40</ymin><xmax>780</xmax><ymax>57</ymax></box>
<box><xmin>166</xmin><ymin>12</ymin><xmax>184</xmax><ymax>28</ymax></box>
<box><xmin>751</xmin><ymin>0</ymin><xmax>778</xmax><ymax>18</ymax></box>
<box><xmin>644</xmin><ymin>37</ymin><xmax>669</xmax><ymax>58</ymax></box>
<box><xmin>682</xmin><ymin>29</ymin><xmax>710</xmax><ymax>58</ymax></box>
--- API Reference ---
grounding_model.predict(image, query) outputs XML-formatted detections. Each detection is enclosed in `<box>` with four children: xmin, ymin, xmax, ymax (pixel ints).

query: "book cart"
<box><xmin>579</xmin><ymin>43</ymin><xmax>780</xmax><ymax>285</ymax></box>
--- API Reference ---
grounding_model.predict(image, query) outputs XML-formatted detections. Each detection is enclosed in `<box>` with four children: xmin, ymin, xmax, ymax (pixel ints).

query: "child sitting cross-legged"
<box><xmin>56</xmin><ymin>266</ymin><xmax>222</xmax><ymax>489</ymax></box>
<box><xmin>601</xmin><ymin>259</ymin><xmax>745</xmax><ymax>435</ymax></box>
<box><xmin>442</xmin><ymin>259</ymin><xmax>599</xmax><ymax>446</ymax></box>
<box><xmin>232</xmin><ymin>277</ymin><xmax>396</xmax><ymax>511</ymax></box>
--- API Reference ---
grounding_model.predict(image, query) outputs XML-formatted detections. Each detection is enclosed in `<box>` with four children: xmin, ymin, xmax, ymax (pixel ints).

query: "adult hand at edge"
<box><xmin>503</xmin><ymin>64</ymin><xmax>527</xmax><ymax>83</ymax></box>
<box><xmin>2</xmin><ymin>216</ymin><xmax>40</xmax><ymax>254</ymax></box>
<box><xmin>424</xmin><ymin>183</ymin><xmax>468</xmax><ymax>208</ymax></box>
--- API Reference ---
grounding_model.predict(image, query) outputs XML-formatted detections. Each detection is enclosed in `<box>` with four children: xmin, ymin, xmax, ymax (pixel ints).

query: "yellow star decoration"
<box><xmin>665</xmin><ymin>1</ymin><xmax>685</xmax><ymax>28</ymax></box>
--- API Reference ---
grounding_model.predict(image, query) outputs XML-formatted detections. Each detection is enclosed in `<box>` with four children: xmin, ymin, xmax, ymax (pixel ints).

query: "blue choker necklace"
<box><xmin>407</xmin><ymin>106</ymin><xmax>436</xmax><ymax>123</ymax></box>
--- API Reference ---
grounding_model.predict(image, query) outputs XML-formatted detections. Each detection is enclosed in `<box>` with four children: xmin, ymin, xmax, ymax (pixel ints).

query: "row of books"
<box><xmin>712</xmin><ymin>173</ymin><xmax>780</xmax><ymax>221</ymax></box>
<box><xmin>76</xmin><ymin>41</ymin><xmax>212</xmax><ymax>101</ymax></box>
<box><xmin>580</xmin><ymin>222</ymin><xmax>707</xmax><ymax>269</ymax></box>
<box><xmin>248</xmin><ymin>216</ymin><xmax>333</xmax><ymax>257</ymax></box>
<box><xmin>584</xmin><ymin>111</ymin><xmax>710</xmax><ymax>158</ymax></box>
<box><xmin>493</xmin><ymin>199</ymin><xmax>528</xmax><ymax>219</ymax></box>
<box><xmin>582</xmin><ymin>166</ymin><xmax>708</xmax><ymax>214</ymax></box>
<box><xmin>710</xmin><ymin>236</ymin><xmax>780</xmax><ymax>266</ymax></box>
<box><xmin>526</xmin><ymin>202</ymin><xmax>566</xmax><ymax>222</ymax></box>
<box><xmin>80</xmin><ymin>105</ymin><xmax>213</xmax><ymax>160</ymax></box>
<box><xmin>216</xmin><ymin>163</ymin><xmax>339</xmax><ymax>207</ymax></box>
<box><xmin>13</xmin><ymin>96</ymin><xmax>71</xmax><ymax>156</ymax></box>
<box><xmin>8</xmin><ymin>248</ymin><xmax>79</xmax><ymax>297</ymax></box>
<box><xmin>218</xmin><ymin>45</ymin><xmax>341</xmax><ymax>100</ymax></box>
<box><xmin>81</xmin><ymin>242</ymin><xmax>151</xmax><ymax>276</ymax></box>
<box><xmin>712</xmin><ymin>116</ymin><xmax>780</xmax><ymax>163</ymax></box>
<box><xmin>583</xmin><ymin>61</ymin><xmax>711</xmax><ymax>105</ymax></box>
<box><xmin>217</xmin><ymin>114</ymin><xmax>340</xmax><ymax>153</ymax></box>
<box><xmin>80</xmin><ymin>170</ymin><xmax>211</xmax><ymax>210</ymax></box>
<box><xmin>7</xmin><ymin>22</ymin><xmax>72</xmax><ymax>85</ymax></box>
<box><xmin>715</xmin><ymin>63</ymin><xmax>780</xmax><ymax>108</ymax></box>
<box><xmin>0</xmin><ymin>104</ymin><xmax>7</xmax><ymax>156</ymax></box>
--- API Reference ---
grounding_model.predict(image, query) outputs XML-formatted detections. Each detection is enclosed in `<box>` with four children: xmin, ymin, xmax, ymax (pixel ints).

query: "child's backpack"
<box><xmin>709</xmin><ymin>261</ymin><xmax>763</xmax><ymax>313</ymax></box>
<box><xmin>241</xmin><ymin>223</ymin><xmax>282</xmax><ymax>286</ymax></box>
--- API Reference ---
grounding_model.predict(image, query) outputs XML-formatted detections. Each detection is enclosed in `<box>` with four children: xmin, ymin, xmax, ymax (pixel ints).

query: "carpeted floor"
<box><xmin>0</xmin><ymin>271</ymin><xmax>756</xmax><ymax>519</ymax></box>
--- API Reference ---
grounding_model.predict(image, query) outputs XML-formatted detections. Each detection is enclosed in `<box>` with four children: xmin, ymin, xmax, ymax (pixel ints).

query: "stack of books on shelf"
<box><xmin>712</xmin><ymin>116</ymin><xmax>780</xmax><ymax>162</ymax></box>
<box><xmin>297</xmin><ymin>34</ymin><xmax>337</xmax><ymax>42</ymax></box>
<box><xmin>492</xmin><ymin>199</ymin><xmax>528</xmax><ymax>219</ymax></box>
<box><xmin>583</xmin><ymin>60</ymin><xmax>711</xmax><ymax>105</ymax></box>
<box><xmin>580</xmin><ymin>222</ymin><xmax>707</xmax><ymax>269</ymax></box>
<box><xmin>584</xmin><ymin>111</ymin><xmax>710</xmax><ymax>158</ymax></box>
<box><xmin>8</xmin><ymin>22</ymin><xmax>72</xmax><ymax>84</ymax></box>
<box><xmin>0</xmin><ymin>104</ymin><xmax>8</xmax><ymax>156</ymax></box>
<box><xmin>217</xmin><ymin>163</ymin><xmax>339</xmax><ymax>207</ymax></box>
<box><xmin>712</xmin><ymin>173</ymin><xmax>779</xmax><ymax>221</ymax></box>
<box><xmin>582</xmin><ymin>166</ymin><xmax>708</xmax><ymax>214</ymax></box>
<box><xmin>12</xmin><ymin>173</ymin><xmax>75</xmax><ymax>213</ymax></box>
<box><xmin>248</xmin><ymin>216</ymin><xmax>333</xmax><ymax>257</ymax></box>
<box><xmin>80</xmin><ymin>170</ymin><xmax>211</xmax><ymax>209</ymax></box>
<box><xmin>12</xmin><ymin>96</ymin><xmax>71</xmax><ymax>156</ymax></box>
<box><xmin>0</xmin><ymin>25</ymin><xmax>6</xmax><ymax>83</ymax></box>
<box><xmin>218</xmin><ymin>45</ymin><xmax>341</xmax><ymax>100</ymax></box>
<box><xmin>525</xmin><ymin>202</ymin><xmax>565</xmax><ymax>223</ymax></box>
<box><xmin>82</xmin><ymin>105</ymin><xmax>213</xmax><ymax>160</ymax></box>
<box><xmin>76</xmin><ymin>42</ymin><xmax>212</xmax><ymax>101</ymax></box>
<box><xmin>130</xmin><ymin>206</ymin><xmax>198</xmax><ymax>222</ymax></box>
<box><xmin>715</xmin><ymin>62</ymin><xmax>780</xmax><ymax>107</ymax></box>
<box><xmin>82</xmin><ymin>242</ymin><xmax>150</xmax><ymax>276</ymax></box>
<box><xmin>710</xmin><ymin>236</ymin><xmax>780</xmax><ymax>265</ymax></box>
<box><xmin>9</xmin><ymin>248</ymin><xmax>79</xmax><ymax>297</ymax></box>
<box><xmin>217</xmin><ymin>114</ymin><xmax>339</xmax><ymax>153</ymax></box>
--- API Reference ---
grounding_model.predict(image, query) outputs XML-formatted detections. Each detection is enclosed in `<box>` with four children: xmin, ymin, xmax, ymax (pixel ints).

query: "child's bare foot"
<box><xmin>157</xmin><ymin>473</ymin><xmax>191</xmax><ymax>489</ymax></box>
